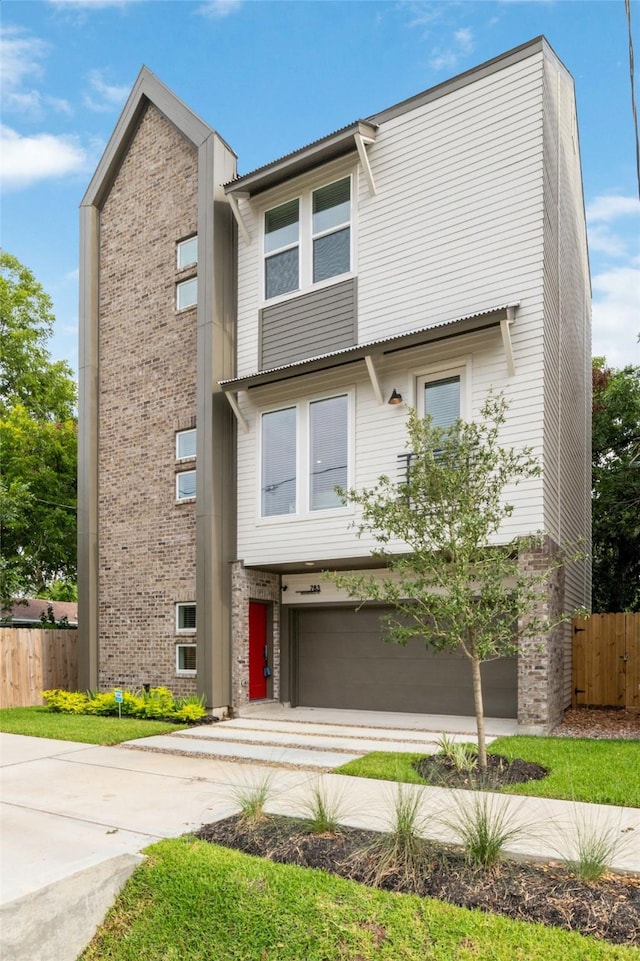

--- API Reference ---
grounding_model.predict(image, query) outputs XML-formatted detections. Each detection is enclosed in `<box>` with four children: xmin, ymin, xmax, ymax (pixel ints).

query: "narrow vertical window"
<box><xmin>312</xmin><ymin>178</ymin><xmax>351</xmax><ymax>283</ymax></box>
<box><xmin>261</xmin><ymin>407</ymin><xmax>297</xmax><ymax>516</ymax></box>
<box><xmin>177</xmin><ymin>236</ymin><xmax>198</xmax><ymax>269</ymax></box>
<box><xmin>423</xmin><ymin>376</ymin><xmax>460</xmax><ymax>429</ymax></box>
<box><xmin>176</xmin><ymin>428</ymin><xmax>196</xmax><ymax>460</ymax></box>
<box><xmin>309</xmin><ymin>395</ymin><xmax>348</xmax><ymax>510</ymax></box>
<box><xmin>176</xmin><ymin>277</ymin><xmax>197</xmax><ymax>310</ymax></box>
<box><xmin>264</xmin><ymin>199</ymin><xmax>299</xmax><ymax>299</ymax></box>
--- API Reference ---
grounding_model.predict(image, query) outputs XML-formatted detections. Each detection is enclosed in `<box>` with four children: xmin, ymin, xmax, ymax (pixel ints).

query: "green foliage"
<box><xmin>592</xmin><ymin>359</ymin><xmax>640</xmax><ymax>612</ymax></box>
<box><xmin>38</xmin><ymin>604</ymin><xmax>70</xmax><ymax>629</ymax></box>
<box><xmin>38</xmin><ymin>579</ymin><xmax>78</xmax><ymax>602</ymax></box>
<box><xmin>435</xmin><ymin>733</ymin><xmax>478</xmax><ymax>773</ymax></box>
<box><xmin>40</xmin><ymin>687</ymin><xmax>206</xmax><ymax>723</ymax></box>
<box><xmin>0</xmin><ymin>707</ymin><xmax>187</xmax><ymax>744</ymax></box>
<box><xmin>560</xmin><ymin>811</ymin><xmax>627</xmax><ymax>882</ymax></box>
<box><xmin>331</xmin><ymin>393</ymin><xmax>572</xmax><ymax>770</ymax></box>
<box><xmin>232</xmin><ymin>775</ymin><xmax>273</xmax><ymax>827</ymax></box>
<box><xmin>440</xmin><ymin>794</ymin><xmax>526</xmax><ymax>869</ymax></box>
<box><xmin>335</xmin><ymin>738</ymin><xmax>640</xmax><ymax>808</ymax></box>
<box><xmin>0</xmin><ymin>251</ymin><xmax>78</xmax><ymax>605</ymax></box>
<box><xmin>301</xmin><ymin>781</ymin><xmax>345</xmax><ymax>834</ymax></box>
<box><xmin>81</xmin><ymin>838</ymin><xmax>637</xmax><ymax>961</ymax></box>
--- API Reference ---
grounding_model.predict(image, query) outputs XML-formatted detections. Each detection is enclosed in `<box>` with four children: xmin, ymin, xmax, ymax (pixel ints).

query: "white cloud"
<box><xmin>0</xmin><ymin>125</ymin><xmax>88</xmax><ymax>190</ymax></box>
<box><xmin>592</xmin><ymin>266</ymin><xmax>640</xmax><ymax>367</ymax></box>
<box><xmin>586</xmin><ymin>194</ymin><xmax>640</xmax><ymax>223</ymax></box>
<box><xmin>0</xmin><ymin>25</ymin><xmax>72</xmax><ymax>119</ymax></box>
<box><xmin>83</xmin><ymin>69</ymin><xmax>130</xmax><ymax>112</ymax></box>
<box><xmin>197</xmin><ymin>0</ymin><xmax>242</xmax><ymax>18</ymax></box>
<box><xmin>428</xmin><ymin>26</ymin><xmax>475</xmax><ymax>72</ymax></box>
<box><xmin>48</xmin><ymin>1</ymin><xmax>131</xmax><ymax>7</ymax></box>
<box><xmin>587</xmin><ymin>224</ymin><xmax>630</xmax><ymax>258</ymax></box>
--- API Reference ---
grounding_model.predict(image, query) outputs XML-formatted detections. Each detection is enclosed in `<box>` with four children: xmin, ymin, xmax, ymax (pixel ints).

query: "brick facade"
<box><xmin>517</xmin><ymin>536</ymin><xmax>567</xmax><ymax>732</ymax></box>
<box><xmin>231</xmin><ymin>562</ymin><xmax>281</xmax><ymax>708</ymax></box>
<box><xmin>98</xmin><ymin>103</ymin><xmax>199</xmax><ymax>695</ymax></box>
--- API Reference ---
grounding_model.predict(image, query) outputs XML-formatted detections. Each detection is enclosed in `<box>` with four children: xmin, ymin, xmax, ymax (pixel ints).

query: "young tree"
<box><xmin>0</xmin><ymin>251</ymin><xmax>77</xmax><ymax>605</ymax></box>
<box><xmin>331</xmin><ymin>394</ymin><xmax>570</xmax><ymax>771</ymax></box>
<box><xmin>592</xmin><ymin>358</ymin><xmax>640</xmax><ymax>612</ymax></box>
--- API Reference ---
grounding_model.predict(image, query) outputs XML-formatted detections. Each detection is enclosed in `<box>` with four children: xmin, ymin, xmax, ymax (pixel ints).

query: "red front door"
<box><xmin>249</xmin><ymin>601</ymin><xmax>268</xmax><ymax>700</ymax></box>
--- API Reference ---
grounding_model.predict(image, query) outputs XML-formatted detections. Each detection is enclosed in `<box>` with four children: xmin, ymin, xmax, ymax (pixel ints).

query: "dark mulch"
<box><xmin>414</xmin><ymin>752</ymin><xmax>548</xmax><ymax>791</ymax></box>
<box><xmin>196</xmin><ymin>814</ymin><xmax>640</xmax><ymax>946</ymax></box>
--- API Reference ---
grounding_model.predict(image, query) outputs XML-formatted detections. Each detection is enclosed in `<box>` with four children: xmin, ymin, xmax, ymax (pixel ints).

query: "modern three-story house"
<box><xmin>79</xmin><ymin>36</ymin><xmax>591</xmax><ymax>733</ymax></box>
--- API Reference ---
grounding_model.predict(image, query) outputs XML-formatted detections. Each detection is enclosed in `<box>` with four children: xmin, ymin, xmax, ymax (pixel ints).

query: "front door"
<box><xmin>249</xmin><ymin>601</ymin><xmax>268</xmax><ymax>700</ymax></box>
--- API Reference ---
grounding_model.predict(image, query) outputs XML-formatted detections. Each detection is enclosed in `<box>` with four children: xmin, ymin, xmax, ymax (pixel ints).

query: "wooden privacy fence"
<box><xmin>572</xmin><ymin>613</ymin><xmax>640</xmax><ymax>710</ymax></box>
<box><xmin>0</xmin><ymin>628</ymin><xmax>78</xmax><ymax>708</ymax></box>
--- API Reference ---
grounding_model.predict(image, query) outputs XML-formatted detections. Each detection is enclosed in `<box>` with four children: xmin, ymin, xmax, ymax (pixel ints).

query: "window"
<box><xmin>265</xmin><ymin>200</ymin><xmax>299</xmax><ymax>299</ymax></box>
<box><xmin>312</xmin><ymin>179</ymin><xmax>351</xmax><ymax>283</ymax></box>
<box><xmin>263</xmin><ymin>176</ymin><xmax>351</xmax><ymax>300</ymax></box>
<box><xmin>176</xmin><ymin>603</ymin><xmax>196</xmax><ymax>633</ymax></box>
<box><xmin>176</xmin><ymin>428</ymin><xmax>196</xmax><ymax>461</ymax></box>
<box><xmin>309</xmin><ymin>395</ymin><xmax>348</xmax><ymax>510</ymax></box>
<box><xmin>423</xmin><ymin>375</ymin><xmax>460</xmax><ymax>429</ymax></box>
<box><xmin>260</xmin><ymin>394</ymin><xmax>349</xmax><ymax>518</ymax></box>
<box><xmin>176</xmin><ymin>644</ymin><xmax>196</xmax><ymax>673</ymax></box>
<box><xmin>176</xmin><ymin>277</ymin><xmax>197</xmax><ymax>310</ymax></box>
<box><xmin>176</xmin><ymin>470</ymin><xmax>196</xmax><ymax>501</ymax></box>
<box><xmin>261</xmin><ymin>407</ymin><xmax>297</xmax><ymax>516</ymax></box>
<box><xmin>177</xmin><ymin>236</ymin><xmax>197</xmax><ymax>270</ymax></box>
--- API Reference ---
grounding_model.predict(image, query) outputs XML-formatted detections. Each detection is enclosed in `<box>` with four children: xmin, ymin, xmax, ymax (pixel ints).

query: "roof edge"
<box><xmin>81</xmin><ymin>65</ymin><xmax>218</xmax><ymax>210</ymax></box>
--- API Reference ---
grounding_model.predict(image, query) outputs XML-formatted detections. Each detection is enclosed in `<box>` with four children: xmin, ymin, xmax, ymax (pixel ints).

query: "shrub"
<box><xmin>137</xmin><ymin>686</ymin><xmax>175</xmax><ymax>719</ymax></box>
<box><xmin>440</xmin><ymin>794</ymin><xmax>527</xmax><ymax>869</ymax></box>
<box><xmin>233</xmin><ymin>775</ymin><xmax>273</xmax><ymax>827</ymax></box>
<box><xmin>42</xmin><ymin>689</ymin><xmax>89</xmax><ymax>713</ymax></box>
<box><xmin>301</xmin><ymin>781</ymin><xmax>346</xmax><ymax>834</ymax></box>
<box><xmin>559</xmin><ymin>810</ymin><xmax>627</xmax><ymax>881</ymax></box>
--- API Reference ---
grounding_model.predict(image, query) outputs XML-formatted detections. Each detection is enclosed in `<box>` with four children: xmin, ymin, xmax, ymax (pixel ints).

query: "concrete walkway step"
<box><xmin>170</xmin><ymin>722</ymin><xmax>446</xmax><ymax>756</ymax></box>
<box><xmin>216</xmin><ymin>717</ymin><xmax>475</xmax><ymax>746</ymax></box>
<box><xmin>123</xmin><ymin>733</ymin><xmax>360</xmax><ymax>770</ymax></box>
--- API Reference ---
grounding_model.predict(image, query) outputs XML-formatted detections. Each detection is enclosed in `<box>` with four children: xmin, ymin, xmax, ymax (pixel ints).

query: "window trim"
<box><xmin>176</xmin><ymin>643</ymin><xmax>197</xmax><ymax>675</ymax></box>
<box><xmin>257</xmin><ymin>389</ymin><xmax>354</xmax><ymax>523</ymax></box>
<box><xmin>176</xmin><ymin>235</ymin><xmax>198</xmax><ymax>271</ymax></box>
<box><xmin>176</xmin><ymin>469</ymin><xmax>196</xmax><ymax>503</ymax></box>
<box><xmin>259</xmin><ymin>170</ymin><xmax>356</xmax><ymax>307</ymax></box>
<box><xmin>175</xmin><ymin>602</ymin><xmax>196</xmax><ymax>634</ymax></box>
<box><xmin>412</xmin><ymin>358</ymin><xmax>472</xmax><ymax>423</ymax></box>
<box><xmin>176</xmin><ymin>428</ymin><xmax>196</xmax><ymax>462</ymax></box>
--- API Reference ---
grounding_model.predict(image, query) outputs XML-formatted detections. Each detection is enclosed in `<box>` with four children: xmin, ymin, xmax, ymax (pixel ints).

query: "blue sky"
<box><xmin>2</xmin><ymin>0</ymin><xmax>639</xmax><ymax>374</ymax></box>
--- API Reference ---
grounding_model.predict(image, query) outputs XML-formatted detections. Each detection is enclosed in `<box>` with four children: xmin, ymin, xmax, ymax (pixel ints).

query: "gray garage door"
<box><xmin>294</xmin><ymin>606</ymin><xmax>517</xmax><ymax>718</ymax></box>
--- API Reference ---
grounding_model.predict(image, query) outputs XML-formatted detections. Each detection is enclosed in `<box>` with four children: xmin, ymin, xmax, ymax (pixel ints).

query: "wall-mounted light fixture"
<box><xmin>387</xmin><ymin>389</ymin><xmax>403</xmax><ymax>405</ymax></box>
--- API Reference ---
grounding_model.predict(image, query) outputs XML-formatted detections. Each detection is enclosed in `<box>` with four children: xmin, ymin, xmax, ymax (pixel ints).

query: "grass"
<box><xmin>559</xmin><ymin>809</ymin><xmax>630</xmax><ymax>881</ymax></box>
<box><xmin>301</xmin><ymin>780</ymin><xmax>346</xmax><ymax>834</ymax></box>
<box><xmin>80</xmin><ymin>837</ymin><xmax>637</xmax><ymax>961</ymax></box>
<box><xmin>335</xmin><ymin>736</ymin><xmax>640</xmax><ymax>807</ymax></box>
<box><xmin>232</xmin><ymin>774</ymin><xmax>273</xmax><ymax>826</ymax></box>
<box><xmin>0</xmin><ymin>706</ymin><xmax>187</xmax><ymax>745</ymax></box>
<box><xmin>440</xmin><ymin>794</ymin><xmax>526</xmax><ymax>869</ymax></box>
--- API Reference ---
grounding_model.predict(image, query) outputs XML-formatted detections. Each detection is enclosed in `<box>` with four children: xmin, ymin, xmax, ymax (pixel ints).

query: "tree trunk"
<box><xmin>471</xmin><ymin>655</ymin><xmax>487</xmax><ymax>772</ymax></box>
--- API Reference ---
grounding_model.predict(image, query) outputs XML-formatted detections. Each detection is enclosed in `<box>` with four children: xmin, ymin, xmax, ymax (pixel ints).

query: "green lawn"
<box><xmin>80</xmin><ymin>837</ymin><xmax>636</xmax><ymax>961</ymax></box>
<box><xmin>335</xmin><ymin>736</ymin><xmax>640</xmax><ymax>808</ymax></box>
<box><xmin>0</xmin><ymin>706</ymin><xmax>187</xmax><ymax>744</ymax></box>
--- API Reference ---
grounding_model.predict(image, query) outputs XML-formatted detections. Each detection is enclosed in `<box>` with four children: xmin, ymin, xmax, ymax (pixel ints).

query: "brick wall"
<box><xmin>98</xmin><ymin>103</ymin><xmax>199</xmax><ymax>695</ymax></box>
<box><xmin>517</xmin><ymin>536</ymin><xmax>566</xmax><ymax>732</ymax></box>
<box><xmin>231</xmin><ymin>562</ymin><xmax>281</xmax><ymax>707</ymax></box>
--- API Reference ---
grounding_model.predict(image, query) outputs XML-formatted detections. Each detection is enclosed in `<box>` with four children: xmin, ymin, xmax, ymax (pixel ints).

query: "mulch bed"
<box><xmin>196</xmin><ymin>814</ymin><xmax>640</xmax><ymax>946</ymax></box>
<box><xmin>414</xmin><ymin>752</ymin><xmax>548</xmax><ymax>790</ymax></box>
<box><xmin>552</xmin><ymin>707</ymin><xmax>640</xmax><ymax>741</ymax></box>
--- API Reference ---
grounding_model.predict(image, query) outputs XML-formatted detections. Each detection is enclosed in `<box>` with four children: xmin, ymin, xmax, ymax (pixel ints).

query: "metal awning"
<box><xmin>224</xmin><ymin>120</ymin><xmax>378</xmax><ymax>198</ymax></box>
<box><xmin>219</xmin><ymin>303</ymin><xmax>519</xmax><ymax>394</ymax></box>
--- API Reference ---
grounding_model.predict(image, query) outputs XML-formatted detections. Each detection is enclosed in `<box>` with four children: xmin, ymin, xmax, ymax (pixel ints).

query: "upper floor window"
<box><xmin>176</xmin><ymin>602</ymin><xmax>196</xmax><ymax>633</ymax></box>
<box><xmin>177</xmin><ymin>236</ymin><xmax>198</xmax><ymax>270</ymax></box>
<box><xmin>263</xmin><ymin>176</ymin><xmax>352</xmax><ymax>301</ymax></box>
<box><xmin>176</xmin><ymin>428</ymin><xmax>196</xmax><ymax>461</ymax></box>
<box><xmin>177</xmin><ymin>277</ymin><xmax>197</xmax><ymax>310</ymax></box>
<box><xmin>176</xmin><ymin>470</ymin><xmax>196</xmax><ymax>502</ymax></box>
<box><xmin>260</xmin><ymin>394</ymin><xmax>349</xmax><ymax>518</ymax></box>
<box><xmin>423</xmin><ymin>375</ymin><xmax>460</xmax><ymax>429</ymax></box>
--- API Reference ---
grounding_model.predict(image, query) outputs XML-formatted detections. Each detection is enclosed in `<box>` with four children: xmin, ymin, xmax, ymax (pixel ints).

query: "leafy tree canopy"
<box><xmin>331</xmin><ymin>394</ymin><xmax>574</xmax><ymax>770</ymax></box>
<box><xmin>592</xmin><ymin>358</ymin><xmax>640</xmax><ymax>612</ymax></box>
<box><xmin>0</xmin><ymin>250</ymin><xmax>76</xmax><ymax>422</ymax></box>
<box><xmin>0</xmin><ymin>251</ymin><xmax>77</xmax><ymax>605</ymax></box>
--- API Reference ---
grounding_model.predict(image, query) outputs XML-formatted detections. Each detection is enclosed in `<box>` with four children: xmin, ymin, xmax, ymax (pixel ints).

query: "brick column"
<box><xmin>517</xmin><ymin>536</ymin><xmax>566</xmax><ymax>733</ymax></box>
<box><xmin>231</xmin><ymin>562</ymin><xmax>281</xmax><ymax>709</ymax></box>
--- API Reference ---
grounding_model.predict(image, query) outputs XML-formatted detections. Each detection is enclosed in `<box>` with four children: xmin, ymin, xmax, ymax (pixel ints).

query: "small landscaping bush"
<box><xmin>41</xmin><ymin>686</ymin><xmax>207</xmax><ymax>723</ymax></box>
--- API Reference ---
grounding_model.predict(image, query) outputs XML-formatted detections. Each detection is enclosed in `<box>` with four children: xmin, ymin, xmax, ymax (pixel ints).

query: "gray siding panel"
<box><xmin>260</xmin><ymin>278</ymin><xmax>357</xmax><ymax>369</ymax></box>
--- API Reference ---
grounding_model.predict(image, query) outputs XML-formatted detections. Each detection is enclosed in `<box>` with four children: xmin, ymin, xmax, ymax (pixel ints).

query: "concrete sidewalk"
<box><xmin>1</xmin><ymin>731</ymin><xmax>638</xmax><ymax>961</ymax></box>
